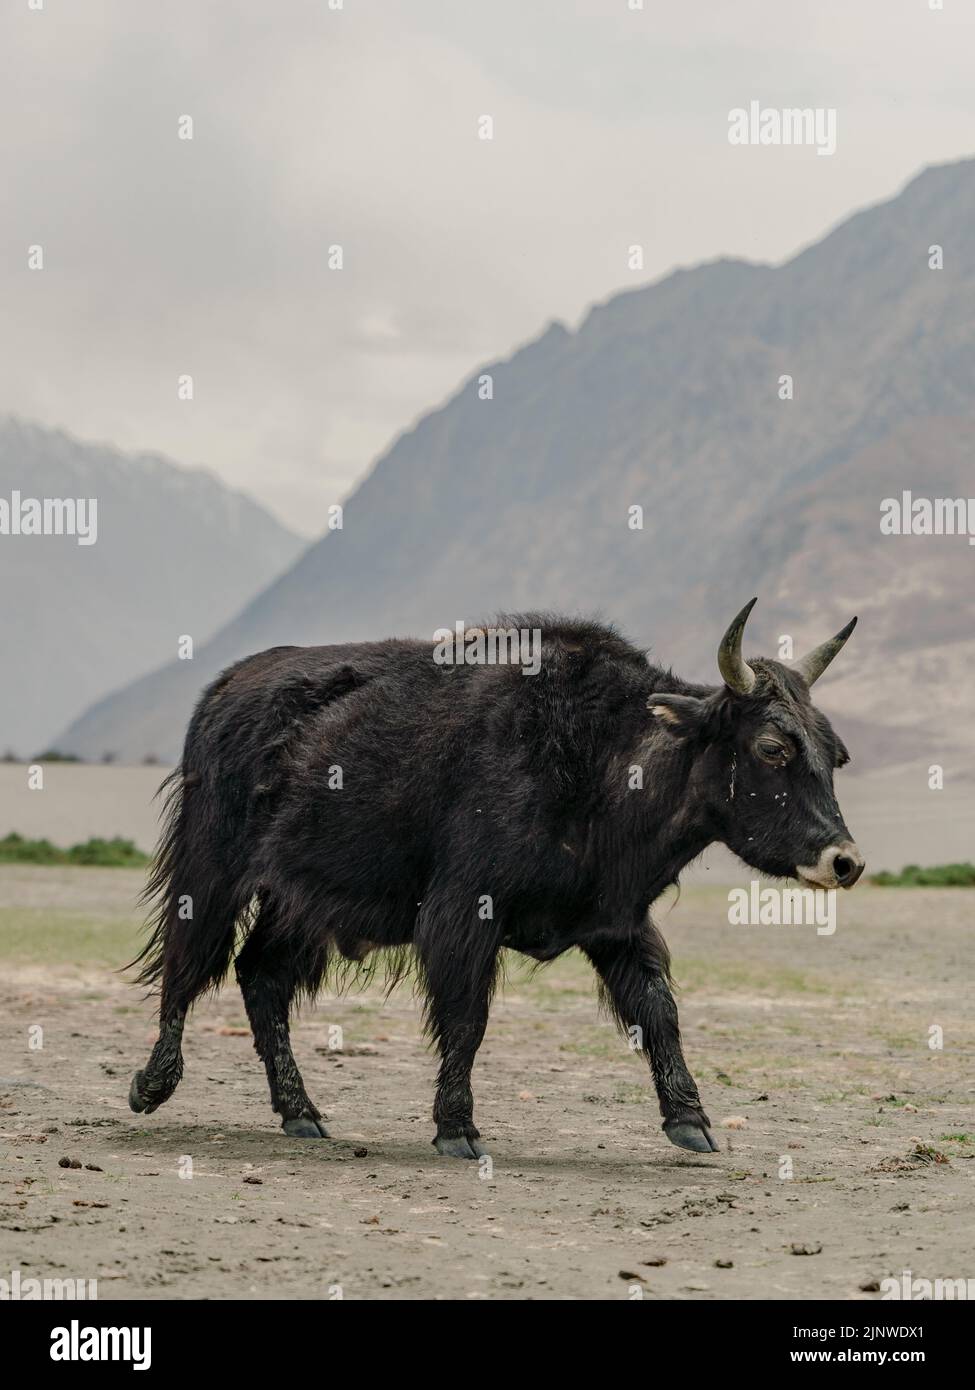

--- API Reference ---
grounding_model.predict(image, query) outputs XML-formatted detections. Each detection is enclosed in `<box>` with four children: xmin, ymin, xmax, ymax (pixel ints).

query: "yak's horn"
<box><xmin>717</xmin><ymin>597</ymin><xmax>758</xmax><ymax>695</ymax></box>
<box><xmin>792</xmin><ymin>617</ymin><xmax>857</xmax><ymax>687</ymax></box>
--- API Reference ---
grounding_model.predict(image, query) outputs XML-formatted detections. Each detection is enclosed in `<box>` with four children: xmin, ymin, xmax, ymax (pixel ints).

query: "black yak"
<box><xmin>128</xmin><ymin>598</ymin><xmax>863</xmax><ymax>1157</ymax></box>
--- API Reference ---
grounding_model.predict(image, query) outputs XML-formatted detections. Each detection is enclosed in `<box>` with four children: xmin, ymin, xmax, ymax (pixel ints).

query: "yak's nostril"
<box><xmin>831</xmin><ymin>846</ymin><xmax>865</xmax><ymax>887</ymax></box>
<box><xmin>799</xmin><ymin>842</ymin><xmax>865</xmax><ymax>889</ymax></box>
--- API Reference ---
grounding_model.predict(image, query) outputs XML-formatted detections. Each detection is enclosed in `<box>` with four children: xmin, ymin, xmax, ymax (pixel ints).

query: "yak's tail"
<box><xmin>129</xmin><ymin>764</ymin><xmax>245</xmax><ymax>1007</ymax></box>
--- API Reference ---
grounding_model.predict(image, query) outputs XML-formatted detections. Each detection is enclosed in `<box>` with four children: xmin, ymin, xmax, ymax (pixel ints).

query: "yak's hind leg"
<box><xmin>129</xmin><ymin>886</ymin><xmax>242</xmax><ymax>1116</ymax></box>
<box><xmin>416</xmin><ymin>902</ymin><xmax>500</xmax><ymax>1159</ymax></box>
<box><xmin>129</xmin><ymin>999</ymin><xmax>187</xmax><ymax>1115</ymax></box>
<box><xmin>585</xmin><ymin>924</ymin><xmax>718</xmax><ymax>1154</ymax></box>
<box><xmin>235</xmin><ymin>908</ymin><xmax>330</xmax><ymax>1138</ymax></box>
<box><xmin>129</xmin><ymin>760</ymin><xmax>251</xmax><ymax>1117</ymax></box>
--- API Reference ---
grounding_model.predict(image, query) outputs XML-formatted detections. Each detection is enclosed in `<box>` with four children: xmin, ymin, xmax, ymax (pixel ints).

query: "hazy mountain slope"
<box><xmin>57</xmin><ymin>158</ymin><xmax>975</xmax><ymax>768</ymax></box>
<box><xmin>0</xmin><ymin>419</ymin><xmax>303</xmax><ymax>756</ymax></box>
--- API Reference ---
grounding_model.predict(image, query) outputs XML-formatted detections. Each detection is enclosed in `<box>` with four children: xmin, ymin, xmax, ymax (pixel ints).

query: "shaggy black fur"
<box><xmin>128</xmin><ymin>612</ymin><xmax>858</xmax><ymax>1157</ymax></box>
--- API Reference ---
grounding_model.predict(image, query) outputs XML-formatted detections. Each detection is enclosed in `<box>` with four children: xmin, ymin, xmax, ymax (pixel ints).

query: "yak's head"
<box><xmin>649</xmin><ymin>598</ymin><xmax>864</xmax><ymax>889</ymax></box>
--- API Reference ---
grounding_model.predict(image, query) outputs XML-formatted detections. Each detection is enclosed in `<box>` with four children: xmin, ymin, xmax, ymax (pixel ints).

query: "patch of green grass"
<box><xmin>674</xmin><ymin>955</ymin><xmax>832</xmax><ymax>996</ymax></box>
<box><xmin>874</xmin><ymin>1033</ymin><xmax>919</xmax><ymax>1052</ymax></box>
<box><xmin>558</xmin><ymin>1034</ymin><xmax>622</xmax><ymax>1060</ymax></box>
<box><xmin>817</xmin><ymin>1086</ymin><xmax>870</xmax><ymax>1103</ymax></box>
<box><xmin>870</xmin><ymin>862</ymin><xmax>975</xmax><ymax>887</ymax></box>
<box><xmin>733</xmin><ymin>1060</ymin><xmax>812</xmax><ymax>1089</ymax></box>
<box><xmin>940</xmin><ymin>1133</ymin><xmax>973</xmax><ymax>1145</ymax></box>
<box><xmin>505</xmin><ymin>949</ymin><xmax>592</xmax><ymax>986</ymax></box>
<box><xmin>613</xmin><ymin>1081</ymin><xmax>648</xmax><ymax>1105</ymax></box>
<box><xmin>0</xmin><ymin>832</ymin><xmax>150</xmax><ymax>867</ymax></box>
<box><xmin>0</xmin><ymin>907</ymin><xmax>141</xmax><ymax>966</ymax></box>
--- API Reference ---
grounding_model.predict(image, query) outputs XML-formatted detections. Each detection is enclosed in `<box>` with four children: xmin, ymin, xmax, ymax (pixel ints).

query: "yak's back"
<box><xmin>183</xmin><ymin>617</ymin><xmax>657</xmax><ymax>788</ymax></box>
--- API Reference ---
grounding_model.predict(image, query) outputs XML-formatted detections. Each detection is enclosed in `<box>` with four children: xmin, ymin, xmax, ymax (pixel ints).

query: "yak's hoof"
<box><xmin>434</xmin><ymin>1134</ymin><xmax>489</xmax><ymax>1160</ymax></box>
<box><xmin>664</xmin><ymin>1118</ymin><xmax>720</xmax><ymax>1153</ymax></box>
<box><xmin>128</xmin><ymin>1070</ymin><xmax>158</xmax><ymax>1115</ymax></box>
<box><xmin>282</xmin><ymin>1116</ymin><xmax>330</xmax><ymax>1139</ymax></box>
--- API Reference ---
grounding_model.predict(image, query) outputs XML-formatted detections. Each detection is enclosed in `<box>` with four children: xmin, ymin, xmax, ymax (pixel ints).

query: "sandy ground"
<box><xmin>1</xmin><ymin>864</ymin><xmax>972</xmax><ymax>1301</ymax></box>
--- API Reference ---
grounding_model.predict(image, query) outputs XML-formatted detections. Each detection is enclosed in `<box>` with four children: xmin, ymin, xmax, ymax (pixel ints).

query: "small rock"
<box><xmin>859</xmin><ymin>1278</ymin><xmax>881</xmax><ymax>1292</ymax></box>
<box><xmin>243</xmin><ymin>1175</ymin><xmax>263</xmax><ymax>1185</ymax></box>
<box><xmin>790</xmin><ymin>1241</ymin><xmax>823</xmax><ymax>1256</ymax></box>
<box><xmin>354</xmin><ymin>1146</ymin><xmax>368</xmax><ymax>1158</ymax></box>
<box><xmin>642</xmin><ymin>1255</ymin><xmax>667</xmax><ymax>1267</ymax></box>
<box><xmin>721</xmin><ymin>1116</ymin><xmax>748</xmax><ymax>1130</ymax></box>
<box><xmin>715</xmin><ymin>1258</ymin><xmax>734</xmax><ymax>1268</ymax></box>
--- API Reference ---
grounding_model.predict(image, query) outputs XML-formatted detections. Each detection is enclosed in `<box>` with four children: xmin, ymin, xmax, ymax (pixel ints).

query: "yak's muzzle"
<box><xmin>797</xmin><ymin>841</ymin><xmax>865</xmax><ymax>890</ymax></box>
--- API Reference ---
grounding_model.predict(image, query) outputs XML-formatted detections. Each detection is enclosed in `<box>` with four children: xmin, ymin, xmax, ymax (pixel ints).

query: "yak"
<box><xmin>128</xmin><ymin>598</ymin><xmax>863</xmax><ymax>1157</ymax></box>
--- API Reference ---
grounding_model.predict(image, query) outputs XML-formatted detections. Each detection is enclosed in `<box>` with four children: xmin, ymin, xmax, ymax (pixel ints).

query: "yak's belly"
<box><xmin>327</xmin><ymin>899</ymin><xmax>417</xmax><ymax>961</ymax></box>
<box><xmin>502</xmin><ymin>905</ymin><xmax>594</xmax><ymax>962</ymax></box>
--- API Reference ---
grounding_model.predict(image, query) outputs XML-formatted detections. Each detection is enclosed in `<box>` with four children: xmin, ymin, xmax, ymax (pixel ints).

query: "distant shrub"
<box><xmin>65</xmin><ymin>837</ymin><xmax>150</xmax><ymax>867</ymax></box>
<box><xmin>32</xmin><ymin>749</ymin><xmax>83</xmax><ymax>763</ymax></box>
<box><xmin>0</xmin><ymin>833</ymin><xmax>149</xmax><ymax>867</ymax></box>
<box><xmin>870</xmin><ymin>863</ymin><xmax>975</xmax><ymax>887</ymax></box>
<box><xmin>0</xmin><ymin>833</ymin><xmax>62</xmax><ymax>864</ymax></box>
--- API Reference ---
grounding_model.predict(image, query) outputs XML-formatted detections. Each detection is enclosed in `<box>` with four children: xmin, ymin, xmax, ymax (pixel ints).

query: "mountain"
<box><xmin>56</xmin><ymin>158</ymin><xmax>975</xmax><ymax>773</ymax></box>
<box><xmin>0</xmin><ymin>419</ymin><xmax>303</xmax><ymax>757</ymax></box>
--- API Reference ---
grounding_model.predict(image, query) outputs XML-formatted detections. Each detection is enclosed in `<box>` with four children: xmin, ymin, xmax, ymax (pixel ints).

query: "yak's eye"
<box><xmin>755</xmin><ymin>737</ymin><xmax>790</xmax><ymax>767</ymax></box>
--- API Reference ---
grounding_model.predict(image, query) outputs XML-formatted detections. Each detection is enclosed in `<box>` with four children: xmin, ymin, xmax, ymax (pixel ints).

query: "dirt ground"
<box><xmin>0</xmin><ymin>864</ymin><xmax>972</xmax><ymax>1301</ymax></box>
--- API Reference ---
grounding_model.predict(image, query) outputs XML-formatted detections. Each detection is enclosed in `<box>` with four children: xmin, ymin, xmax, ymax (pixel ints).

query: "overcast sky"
<box><xmin>2</xmin><ymin>0</ymin><xmax>974</xmax><ymax>536</ymax></box>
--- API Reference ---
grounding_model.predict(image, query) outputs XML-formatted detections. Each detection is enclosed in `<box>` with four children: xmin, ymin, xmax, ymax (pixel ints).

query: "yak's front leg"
<box><xmin>585</xmin><ymin>927</ymin><xmax>719</xmax><ymax>1154</ymax></box>
<box><xmin>416</xmin><ymin>909</ymin><xmax>499</xmax><ymax>1160</ymax></box>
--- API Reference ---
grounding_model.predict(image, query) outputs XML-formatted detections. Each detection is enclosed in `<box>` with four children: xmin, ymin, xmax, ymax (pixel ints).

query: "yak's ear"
<box><xmin>647</xmin><ymin>693</ymin><xmax>710</xmax><ymax>740</ymax></box>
